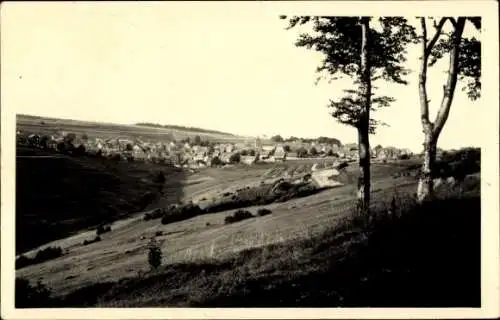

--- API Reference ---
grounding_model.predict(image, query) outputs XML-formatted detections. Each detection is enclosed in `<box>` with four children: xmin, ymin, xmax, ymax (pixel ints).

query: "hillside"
<box><xmin>16</xmin><ymin>146</ymin><xmax>187</xmax><ymax>253</ymax></box>
<box><xmin>17</xmin><ymin>173</ymin><xmax>480</xmax><ymax>308</ymax></box>
<box><xmin>16</xmin><ymin>114</ymin><xmax>251</xmax><ymax>143</ymax></box>
<box><xmin>135</xmin><ymin>122</ymin><xmax>235</xmax><ymax>136</ymax></box>
<box><xmin>16</xmin><ymin>160</ymin><xmax>418</xmax><ymax>296</ymax></box>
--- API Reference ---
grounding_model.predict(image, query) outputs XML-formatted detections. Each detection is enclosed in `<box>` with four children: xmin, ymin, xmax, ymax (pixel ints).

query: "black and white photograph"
<box><xmin>1</xmin><ymin>1</ymin><xmax>499</xmax><ymax>319</ymax></box>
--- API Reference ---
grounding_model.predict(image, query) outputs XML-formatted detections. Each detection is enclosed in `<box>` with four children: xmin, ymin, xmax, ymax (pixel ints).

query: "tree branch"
<box><xmin>433</xmin><ymin>17</ymin><xmax>466</xmax><ymax>137</ymax></box>
<box><xmin>425</xmin><ymin>18</ymin><xmax>447</xmax><ymax>56</ymax></box>
<box><xmin>419</xmin><ymin>18</ymin><xmax>432</xmax><ymax>131</ymax></box>
<box><xmin>448</xmin><ymin>17</ymin><xmax>458</xmax><ymax>28</ymax></box>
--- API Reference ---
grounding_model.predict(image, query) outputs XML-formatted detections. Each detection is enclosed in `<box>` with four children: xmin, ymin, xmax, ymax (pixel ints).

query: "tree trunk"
<box><xmin>417</xmin><ymin>17</ymin><xmax>466</xmax><ymax>203</ymax></box>
<box><xmin>417</xmin><ymin>132</ymin><xmax>436</xmax><ymax>202</ymax></box>
<box><xmin>356</xmin><ymin>17</ymin><xmax>372</xmax><ymax>214</ymax></box>
<box><xmin>357</xmin><ymin>126</ymin><xmax>371</xmax><ymax>213</ymax></box>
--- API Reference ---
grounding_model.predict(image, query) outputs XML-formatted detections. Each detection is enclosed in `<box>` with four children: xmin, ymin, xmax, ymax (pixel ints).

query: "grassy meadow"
<box><xmin>14</xmin><ymin>115</ymin><xmax>481</xmax><ymax>308</ymax></box>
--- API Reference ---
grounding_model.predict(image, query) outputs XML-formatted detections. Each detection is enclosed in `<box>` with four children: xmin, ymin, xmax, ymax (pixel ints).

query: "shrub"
<box><xmin>310</xmin><ymin>147</ymin><xmax>318</xmax><ymax>156</ymax></box>
<box><xmin>144</xmin><ymin>208</ymin><xmax>165</xmax><ymax>221</ymax></box>
<box><xmin>15</xmin><ymin>246</ymin><xmax>64</xmax><ymax>269</ymax></box>
<box><xmin>83</xmin><ymin>235</ymin><xmax>101</xmax><ymax>246</ymax></box>
<box><xmin>74</xmin><ymin>144</ymin><xmax>86</xmax><ymax>156</ymax></box>
<box><xmin>34</xmin><ymin>246</ymin><xmax>63</xmax><ymax>261</ymax></box>
<box><xmin>211</xmin><ymin>156</ymin><xmax>223</xmax><ymax>167</ymax></box>
<box><xmin>16</xmin><ymin>277</ymin><xmax>57</xmax><ymax>308</ymax></box>
<box><xmin>161</xmin><ymin>203</ymin><xmax>203</xmax><ymax>225</ymax></box>
<box><xmin>153</xmin><ymin>171</ymin><xmax>166</xmax><ymax>184</ymax></box>
<box><xmin>147</xmin><ymin>238</ymin><xmax>162</xmax><ymax>270</ymax></box>
<box><xmin>96</xmin><ymin>225</ymin><xmax>112</xmax><ymax>236</ymax></box>
<box><xmin>229</xmin><ymin>152</ymin><xmax>241</xmax><ymax>164</ymax></box>
<box><xmin>224</xmin><ymin>209</ymin><xmax>254</xmax><ymax>224</ymax></box>
<box><xmin>257</xmin><ymin>208</ymin><xmax>272</xmax><ymax>216</ymax></box>
<box><xmin>297</xmin><ymin>147</ymin><xmax>308</xmax><ymax>158</ymax></box>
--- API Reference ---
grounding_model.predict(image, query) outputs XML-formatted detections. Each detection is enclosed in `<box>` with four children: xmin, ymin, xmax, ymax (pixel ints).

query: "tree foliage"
<box><xmin>271</xmin><ymin>135</ymin><xmax>284</xmax><ymax>143</ymax></box>
<box><xmin>147</xmin><ymin>237</ymin><xmax>163</xmax><ymax>270</ymax></box>
<box><xmin>425</xmin><ymin>17</ymin><xmax>481</xmax><ymax>100</ymax></box>
<box><xmin>280</xmin><ymin>16</ymin><xmax>416</xmax><ymax>133</ymax></box>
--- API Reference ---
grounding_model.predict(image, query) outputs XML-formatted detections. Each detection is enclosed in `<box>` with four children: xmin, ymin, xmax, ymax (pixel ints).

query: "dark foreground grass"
<box><xmin>17</xmin><ymin>185</ymin><xmax>480</xmax><ymax>308</ymax></box>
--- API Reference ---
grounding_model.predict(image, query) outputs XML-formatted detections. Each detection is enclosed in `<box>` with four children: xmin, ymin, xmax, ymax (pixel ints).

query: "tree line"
<box><xmin>271</xmin><ymin>134</ymin><xmax>342</xmax><ymax>146</ymax></box>
<box><xmin>280</xmin><ymin>16</ymin><xmax>480</xmax><ymax>212</ymax></box>
<box><xmin>136</xmin><ymin>122</ymin><xmax>235</xmax><ymax>136</ymax></box>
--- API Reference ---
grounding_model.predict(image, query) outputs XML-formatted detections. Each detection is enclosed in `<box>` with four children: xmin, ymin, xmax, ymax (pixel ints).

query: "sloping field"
<box><xmin>16</xmin><ymin>114</ymin><xmax>252</xmax><ymax>143</ymax></box>
<box><xmin>16</xmin><ymin>146</ymin><xmax>187</xmax><ymax>253</ymax></box>
<box><xmin>16</xmin><ymin>162</ymin><xmax>416</xmax><ymax>297</ymax></box>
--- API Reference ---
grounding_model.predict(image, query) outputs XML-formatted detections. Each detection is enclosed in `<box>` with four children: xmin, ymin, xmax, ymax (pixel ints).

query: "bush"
<box><xmin>35</xmin><ymin>246</ymin><xmax>63</xmax><ymax>261</ymax></box>
<box><xmin>83</xmin><ymin>235</ymin><xmax>101</xmax><ymax>246</ymax></box>
<box><xmin>224</xmin><ymin>209</ymin><xmax>254</xmax><ymax>224</ymax></box>
<box><xmin>161</xmin><ymin>203</ymin><xmax>203</xmax><ymax>225</ymax></box>
<box><xmin>64</xmin><ymin>132</ymin><xmax>77</xmax><ymax>144</ymax></box>
<box><xmin>16</xmin><ymin>277</ymin><xmax>57</xmax><ymax>308</ymax></box>
<box><xmin>96</xmin><ymin>225</ymin><xmax>112</xmax><ymax>236</ymax></box>
<box><xmin>297</xmin><ymin>147</ymin><xmax>308</xmax><ymax>158</ymax></box>
<box><xmin>74</xmin><ymin>144</ymin><xmax>86</xmax><ymax>156</ymax></box>
<box><xmin>257</xmin><ymin>208</ymin><xmax>272</xmax><ymax>216</ymax></box>
<box><xmin>211</xmin><ymin>156</ymin><xmax>224</xmax><ymax>167</ymax></box>
<box><xmin>15</xmin><ymin>246</ymin><xmax>64</xmax><ymax>269</ymax></box>
<box><xmin>15</xmin><ymin>255</ymin><xmax>31</xmax><ymax>269</ymax></box>
<box><xmin>229</xmin><ymin>152</ymin><xmax>241</xmax><ymax>164</ymax></box>
<box><xmin>147</xmin><ymin>238</ymin><xmax>162</xmax><ymax>270</ymax></box>
<box><xmin>153</xmin><ymin>171</ymin><xmax>166</xmax><ymax>184</ymax></box>
<box><xmin>144</xmin><ymin>208</ymin><xmax>165</xmax><ymax>221</ymax></box>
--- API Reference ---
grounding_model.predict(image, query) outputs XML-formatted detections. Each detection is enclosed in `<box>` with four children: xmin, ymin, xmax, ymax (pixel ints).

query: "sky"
<box><xmin>1</xmin><ymin>2</ymin><xmax>485</xmax><ymax>153</ymax></box>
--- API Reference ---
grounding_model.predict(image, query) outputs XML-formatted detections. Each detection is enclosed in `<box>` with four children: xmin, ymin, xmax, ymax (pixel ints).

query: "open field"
<box><xmin>16</xmin><ymin>156</ymin><xmax>421</xmax><ymax>297</ymax></box>
<box><xmin>17</xmin><ymin>175</ymin><xmax>480</xmax><ymax>307</ymax></box>
<box><xmin>16</xmin><ymin>114</ymin><xmax>256</xmax><ymax>143</ymax></box>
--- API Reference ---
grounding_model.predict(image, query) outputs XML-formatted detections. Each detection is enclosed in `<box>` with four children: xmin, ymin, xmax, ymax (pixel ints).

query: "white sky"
<box><xmin>1</xmin><ymin>2</ymin><xmax>483</xmax><ymax>152</ymax></box>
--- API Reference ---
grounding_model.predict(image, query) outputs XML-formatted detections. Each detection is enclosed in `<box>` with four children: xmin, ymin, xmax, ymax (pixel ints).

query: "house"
<box><xmin>220</xmin><ymin>153</ymin><xmax>231</xmax><ymax>164</ymax></box>
<box><xmin>241</xmin><ymin>155</ymin><xmax>257</xmax><ymax>165</ymax></box>
<box><xmin>47</xmin><ymin>139</ymin><xmax>58</xmax><ymax>150</ymax></box>
<box><xmin>133</xmin><ymin>149</ymin><xmax>147</xmax><ymax>161</ymax></box>
<box><xmin>193</xmin><ymin>152</ymin><xmax>206</xmax><ymax>163</ymax></box>
<box><xmin>274</xmin><ymin>145</ymin><xmax>286</xmax><ymax>161</ymax></box>
<box><xmin>224</xmin><ymin>144</ymin><xmax>234</xmax><ymax>153</ymax></box>
<box><xmin>255</xmin><ymin>137</ymin><xmax>263</xmax><ymax>150</ymax></box>
<box><xmin>261</xmin><ymin>145</ymin><xmax>275</xmax><ymax>157</ymax></box>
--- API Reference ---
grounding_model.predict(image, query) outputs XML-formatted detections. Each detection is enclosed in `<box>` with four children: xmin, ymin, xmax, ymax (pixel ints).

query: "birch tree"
<box><xmin>416</xmin><ymin>17</ymin><xmax>481</xmax><ymax>202</ymax></box>
<box><xmin>280</xmin><ymin>16</ymin><xmax>415</xmax><ymax>213</ymax></box>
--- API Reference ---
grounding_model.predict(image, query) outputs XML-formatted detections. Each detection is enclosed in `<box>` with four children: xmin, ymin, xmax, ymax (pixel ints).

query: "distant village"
<box><xmin>17</xmin><ymin>129</ymin><xmax>415</xmax><ymax>168</ymax></box>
